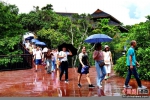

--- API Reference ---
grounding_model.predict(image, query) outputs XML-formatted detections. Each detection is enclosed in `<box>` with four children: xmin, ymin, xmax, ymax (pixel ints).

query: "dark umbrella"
<box><xmin>84</xmin><ymin>33</ymin><xmax>112</xmax><ymax>43</ymax></box>
<box><xmin>58</xmin><ymin>43</ymin><xmax>77</xmax><ymax>57</ymax></box>
<box><xmin>25</xmin><ymin>36</ymin><xmax>34</xmax><ymax>40</ymax></box>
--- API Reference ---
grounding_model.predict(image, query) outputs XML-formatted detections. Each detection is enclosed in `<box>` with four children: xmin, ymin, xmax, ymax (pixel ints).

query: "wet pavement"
<box><xmin>0</xmin><ymin>65</ymin><xmax>149</xmax><ymax>97</ymax></box>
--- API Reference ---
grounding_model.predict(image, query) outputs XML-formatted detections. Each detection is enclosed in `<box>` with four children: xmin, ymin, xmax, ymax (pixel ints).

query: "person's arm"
<box><xmin>68</xmin><ymin>49</ymin><xmax>72</xmax><ymax>56</ymax></box>
<box><xmin>93</xmin><ymin>51</ymin><xmax>99</xmax><ymax>60</ymax></box>
<box><xmin>58</xmin><ymin>51</ymin><xmax>65</xmax><ymax>58</ymax></box>
<box><xmin>79</xmin><ymin>54</ymin><xmax>84</xmax><ymax>67</ymax></box>
<box><xmin>110</xmin><ymin>52</ymin><xmax>113</xmax><ymax>65</ymax></box>
<box><xmin>129</xmin><ymin>55</ymin><xmax>133</xmax><ymax>69</ymax></box>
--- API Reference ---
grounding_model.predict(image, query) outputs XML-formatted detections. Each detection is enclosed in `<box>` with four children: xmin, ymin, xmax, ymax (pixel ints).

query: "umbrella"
<box><xmin>35</xmin><ymin>41</ymin><xmax>46</xmax><ymax>46</ymax></box>
<box><xmin>84</xmin><ymin>34</ymin><xmax>112</xmax><ymax>43</ymax></box>
<box><xmin>58</xmin><ymin>43</ymin><xmax>77</xmax><ymax>56</ymax></box>
<box><xmin>31</xmin><ymin>39</ymin><xmax>40</xmax><ymax>43</ymax></box>
<box><xmin>25</xmin><ymin>36</ymin><xmax>34</xmax><ymax>40</ymax></box>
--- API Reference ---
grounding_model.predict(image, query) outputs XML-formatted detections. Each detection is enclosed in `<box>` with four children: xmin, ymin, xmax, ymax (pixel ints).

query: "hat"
<box><xmin>42</xmin><ymin>47</ymin><xmax>48</xmax><ymax>52</ymax></box>
<box><xmin>104</xmin><ymin>45</ymin><xmax>109</xmax><ymax>49</ymax></box>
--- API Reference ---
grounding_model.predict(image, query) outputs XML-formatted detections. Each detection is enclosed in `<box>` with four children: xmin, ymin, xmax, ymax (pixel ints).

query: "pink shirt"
<box><xmin>93</xmin><ymin>50</ymin><xmax>104</xmax><ymax>61</ymax></box>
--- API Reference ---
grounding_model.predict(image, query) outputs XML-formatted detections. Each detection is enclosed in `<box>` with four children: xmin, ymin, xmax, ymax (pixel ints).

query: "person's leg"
<box><xmin>59</xmin><ymin>62</ymin><xmax>65</xmax><ymax>81</ymax></box>
<box><xmin>64</xmin><ymin>62</ymin><xmax>68</xmax><ymax>81</ymax></box>
<box><xmin>104</xmin><ymin>65</ymin><xmax>108</xmax><ymax>79</ymax></box>
<box><xmin>51</xmin><ymin>61</ymin><xmax>54</xmax><ymax>72</ymax></box>
<box><xmin>95</xmin><ymin>61</ymin><xmax>101</xmax><ymax>87</ymax></box>
<box><xmin>131</xmin><ymin>66</ymin><xmax>142</xmax><ymax>87</ymax></box>
<box><xmin>78</xmin><ymin>73</ymin><xmax>82</xmax><ymax>84</ymax></box>
<box><xmin>107</xmin><ymin>64</ymin><xmax>111</xmax><ymax>77</ymax></box>
<box><xmin>35</xmin><ymin>59</ymin><xmax>39</xmax><ymax>71</ymax></box>
<box><xmin>100</xmin><ymin>66</ymin><xmax>106</xmax><ymax>82</ymax></box>
<box><xmin>86</xmin><ymin>73</ymin><xmax>92</xmax><ymax>85</ymax></box>
<box><xmin>47</xmin><ymin>60</ymin><xmax>51</xmax><ymax>73</ymax></box>
<box><xmin>124</xmin><ymin>67</ymin><xmax>132</xmax><ymax>87</ymax></box>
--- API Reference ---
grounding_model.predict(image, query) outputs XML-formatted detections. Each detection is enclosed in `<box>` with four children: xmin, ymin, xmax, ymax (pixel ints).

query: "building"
<box><xmin>56</xmin><ymin>9</ymin><xmax>128</xmax><ymax>32</ymax></box>
<box><xmin>91</xmin><ymin>9</ymin><xmax>128</xmax><ymax>32</ymax></box>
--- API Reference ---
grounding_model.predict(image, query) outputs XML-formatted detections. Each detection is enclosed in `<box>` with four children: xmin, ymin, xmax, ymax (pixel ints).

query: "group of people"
<box><xmin>24</xmin><ymin>39</ymin><xmax>147</xmax><ymax>90</ymax></box>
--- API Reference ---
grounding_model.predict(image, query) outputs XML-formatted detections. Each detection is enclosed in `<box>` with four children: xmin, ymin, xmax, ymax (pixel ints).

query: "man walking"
<box><xmin>123</xmin><ymin>40</ymin><xmax>147</xmax><ymax>89</ymax></box>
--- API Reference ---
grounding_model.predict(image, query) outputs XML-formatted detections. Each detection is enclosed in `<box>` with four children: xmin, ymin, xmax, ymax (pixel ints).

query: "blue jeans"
<box><xmin>46</xmin><ymin>59</ymin><xmax>52</xmax><ymax>72</ymax></box>
<box><xmin>51</xmin><ymin>60</ymin><xmax>56</xmax><ymax>71</ymax></box>
<box><xmin>95</xmin><ymin>61</ymin><xmax>106</xmax><ymax>86</ymax></box>
<box><xmin>125</xmin><ymin>66</ymin><xmax>141</xmax><ymax>87</ymax></box>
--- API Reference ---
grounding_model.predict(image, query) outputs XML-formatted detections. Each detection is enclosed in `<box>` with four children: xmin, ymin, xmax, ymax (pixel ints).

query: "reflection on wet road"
<box><xmin>0</xmin><ymin>66</ymin><xmax>149</xmax><ymax>97</ymax></box>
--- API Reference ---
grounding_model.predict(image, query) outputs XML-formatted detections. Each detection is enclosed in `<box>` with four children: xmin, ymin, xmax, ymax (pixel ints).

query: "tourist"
<box><xmin>77</xmin><ymin>46</ymin><xmax>95</xmax><ymax>88</ymax></box>
<box><xmin>45</xmin><ymin>49</ymin><xmax>53</xmax><ymax>74</ymax></box>
<box><xmin>58</xmin><ymin>46</ymin><xmax>72</xmax><ymax>83</ymax></box>
<box><xmin>33</xmin><ymin>46</ymin><xmax>42</xmax><ymax>72</ymax></box>
<box><xmin>103</xmin><ymin>45</ymin><xmax>113</xmax><ymax>79</ymax></box>
<box><xmin>93</xmin><ymin>43</ymin><xmax>106</xmax><ymax>88</ymax></box>
<box><xmin>51</xmin><ymin>49</ymin><xmax>56</xmax><ymax>72</ymax></box>
<box><xmin>123</xmin><ymin>40</ymin><xmax>147</xmax><ymax>89</ymax></box>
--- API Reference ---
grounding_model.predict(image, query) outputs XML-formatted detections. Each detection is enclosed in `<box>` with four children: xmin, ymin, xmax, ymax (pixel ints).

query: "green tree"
<box><xmin>0</xmin><ymin>2</ymin><xmax>24</xmax><ymax>55</ymax></box>
<box><xmin>114</xmin><ymin>16</ymin><xmax>150</xmax><ymax>80</ymax></box>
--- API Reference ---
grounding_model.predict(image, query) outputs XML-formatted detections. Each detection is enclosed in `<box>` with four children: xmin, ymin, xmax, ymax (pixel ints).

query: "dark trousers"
<box><xmin>125</xmin><ymin>66</ymin><xmax>141</xmax><ymax>87</ymax></box>
<box><xmin>60</xmin><ymin>61</ymin><xmax>68</xmax><ymax>81</ymax></box>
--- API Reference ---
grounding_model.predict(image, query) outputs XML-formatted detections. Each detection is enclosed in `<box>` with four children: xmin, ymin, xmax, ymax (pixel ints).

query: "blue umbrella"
<box><xmin>84</xmin><ymin>34</ymin><xmax>112</xmax><ymax>43</ymax></box>
<box><xmin>35</xmin><ymin>42</ymin><xmax>46</xmax><ymax>46</ymax></box>
<box><xmin>31</xmin><ymin>39</ymin><xmax>40</xmax><ymax>43</ymax></box>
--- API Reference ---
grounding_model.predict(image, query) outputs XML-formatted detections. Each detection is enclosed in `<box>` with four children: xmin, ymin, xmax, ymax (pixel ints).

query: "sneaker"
<box><xmin>123</xmin><ymin>85</ymin><xmax>132</xmax><ymax>88</ymax></box>
<box><xmin>89</xmin><ymin>84</ymin><xmax>95</xmax><ymax>88</ymax></box>
<box><xmin>47</xmin><ymin>71</ymin><xmax>51</xmax><ymax>74</ymax></box>
<box><xmin>65</xmin><ymin>80</ymin><xmax>69</xmax><ymax>83</ymax></box>
<box><xmin>78</xmin><ymin>84</ymin><xmax>82</xmax><ymax>88</ymax></box>
<box><xmin>138</xmin><ymin>85</ymin><xmax>147</xmax><ymax>89</ymax></box>
<box><xmin>98</xmin><ymin>85</ymin><xmax>102</xmax><ymax>88</ymax></box>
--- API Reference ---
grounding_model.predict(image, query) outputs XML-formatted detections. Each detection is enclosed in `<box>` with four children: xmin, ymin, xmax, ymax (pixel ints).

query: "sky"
<box><xmin>1</xmin><ymin>0</ymin><xmax>150</xmax><ymax>25</ymax></box>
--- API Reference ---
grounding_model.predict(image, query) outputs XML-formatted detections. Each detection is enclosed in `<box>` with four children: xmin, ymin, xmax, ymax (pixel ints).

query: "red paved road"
<box><xmin>0</xmin><ymin>65</ymin><xmax>149</xmax><ymax>97</ymax></box>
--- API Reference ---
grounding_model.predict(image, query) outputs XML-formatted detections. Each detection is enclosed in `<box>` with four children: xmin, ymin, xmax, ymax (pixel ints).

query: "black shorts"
<box><xmin>77</xmin><ymin>64</ymin><xmax>89</xmax><ymax>74</ymax></box>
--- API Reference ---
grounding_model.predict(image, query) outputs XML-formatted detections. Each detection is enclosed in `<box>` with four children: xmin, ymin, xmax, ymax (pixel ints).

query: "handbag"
<box><xmin>81</xmin><ymin>65</ymin><xmax>89</xmax><ymax>74</ymax></box>
<box><xmin>99</xmin><ymin>61</ymin><xmax>105</xmax><ymax>67</ymax></box>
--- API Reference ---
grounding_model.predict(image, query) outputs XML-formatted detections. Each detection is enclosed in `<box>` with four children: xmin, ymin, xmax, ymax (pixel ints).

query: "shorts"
<box><xmin>77</xmin><ymin>64</ymin><xmax>89</xmax><ymax>74</ymax></box>
<box><xmin>35</xmin><ymin>59</ymin><xmax>41</xmax><ymax>65</ymax></box>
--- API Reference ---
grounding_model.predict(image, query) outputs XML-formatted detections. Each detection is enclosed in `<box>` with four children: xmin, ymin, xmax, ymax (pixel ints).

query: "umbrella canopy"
<box><xmin>25</xmin><ymin>36</ymin><xmax>34</xmax><ymax>40</ymax></box>
<box><xmin>31</xmin><ymin>39</ymin><xmax>40</xmax><ymax>43</ymax></box>
<box><xmin>84</xmin><ymin>34</ymin><xmax>112</xmax><ymax>43</ymax></box>
<box><xmin>35</xmin><ymin>41</ymin><xmax>46</xmax><ymax>46</ymax></box>
<box><xmin>58</xmin><ymin>43</ymin><xmax>77</xmax><ymax>56</ymax></box>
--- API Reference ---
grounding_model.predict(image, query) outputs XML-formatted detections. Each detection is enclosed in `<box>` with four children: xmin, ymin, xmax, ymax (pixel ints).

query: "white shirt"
<box><xmin>59</xmin><ymin>51</ymin><xmax>70</xmax><ymax>62</ymax></box>
<box><xmin>103</xmin><ymin>51</ymin><xmax>111</xmax><ymax>64</ymax></box>
<box><xmin>25</xmin><ymin>42</ymin><xmax>30</xmax><ymax>49</ymax></box>
<box><xmin>54</xmin><ymin>52</ymin><xmax>59</xmax><ymax>60</ymax></box>
<box><xmin>34</xmin><ymin>50</ymin><xmax>42</xmax><ymax>59</ymax></box>
<box><xmin>32</xmin><ymin>48</ymin><xmax>36</xmax><ymax>55</ymax></box>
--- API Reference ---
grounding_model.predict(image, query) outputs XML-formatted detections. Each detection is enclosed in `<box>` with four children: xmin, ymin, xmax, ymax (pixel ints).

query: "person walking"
<box><xmin>51</xmin><ymin>49</ymin><xmax>56</xmax><ymax>72</ymax></box>
<box><xmin>58</xmin><ymin>46</ymin><xmax>72</xmax><ymax>83</ymax></box>
<box><xmin>103</xmin><ymin>45</ymin><xmax>113</xmax><ymax>80</ymax></box>
<box><xmin>93</xmin><ymin>43</ymin><xmax>106</xmax><ymax>88</ymax></box>
<box><xmin>123</xmin><ymin>40</ymin><xmax>147</xmax><ymax>89</ymax></box>
<box><xmin>77</xmin><ymin>46</ymin><xmax>95</xmax><ymax>88</ymax></box>
<box><xmin>33</xmin><ymin>46</ymin><xmax>42</xmax><ymax>72</ymax></box>
<box><xmin>45</xmin><ymin>49</ymin><xmax>53</xmax><ymax>74</ymax></box>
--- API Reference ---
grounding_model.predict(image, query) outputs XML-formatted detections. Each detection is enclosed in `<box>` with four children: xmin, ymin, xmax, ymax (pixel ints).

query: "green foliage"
<box><xmin>0</xmin><ymin>2</ymin><xmax>24</xmax><ymax>66</ymax></box>
<box><xmin>114</xmin><ymin>18</ymin><xmax>150</xmax><ymax>80</ymax></box>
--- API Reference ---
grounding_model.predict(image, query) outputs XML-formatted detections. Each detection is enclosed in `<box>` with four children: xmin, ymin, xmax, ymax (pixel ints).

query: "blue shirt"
<box><xmin>126</xmin><ymin>47</ymin><xmax>136</xmax><ymax>66</ymax></box>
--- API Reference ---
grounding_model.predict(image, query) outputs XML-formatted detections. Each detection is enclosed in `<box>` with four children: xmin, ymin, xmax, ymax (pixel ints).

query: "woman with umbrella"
<box><xmin>77</xmin><ymin>46</ymin><xmax>95</xmax><ymax>88</ymax></box>
<box><xmin>58</xmin><ymin>46</ymin><xmax>72</xmax><ymax>83</ymax></box>
<box><xmin>93</xmin><ymin>43</ymin><xmax>106</xmax><ymax>88</ymax></box>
